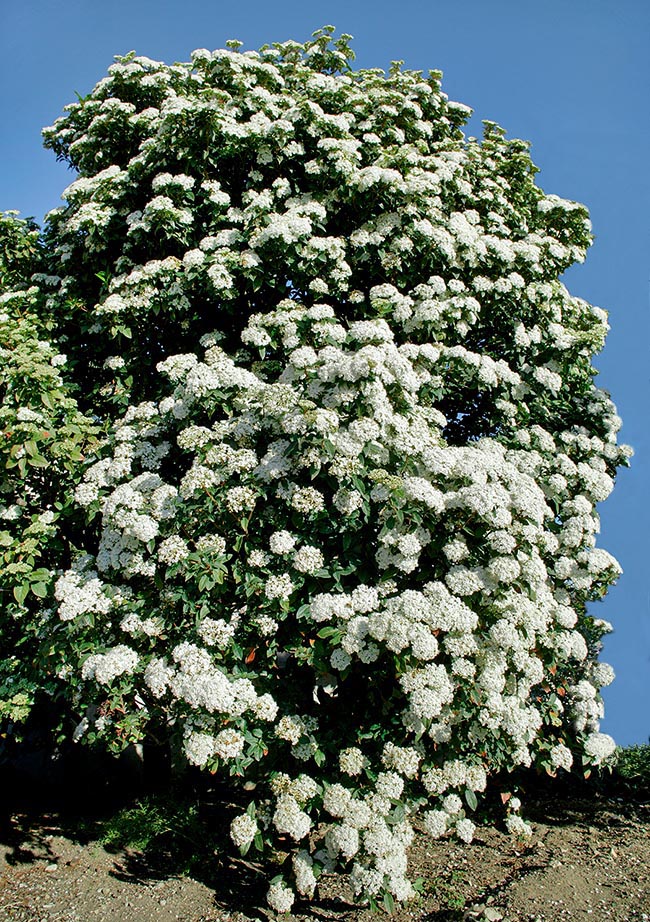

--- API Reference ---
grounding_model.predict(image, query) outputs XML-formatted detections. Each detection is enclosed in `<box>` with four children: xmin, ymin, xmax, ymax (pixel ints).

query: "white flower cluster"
<box><xmin>81</xmin><ymin>644</ymin><xmax>139</xmax><ymax>685</ymax></box>
<box><xmin>55</xmin><ymin>557</ymin><xmax>113</xmax><ymax>622</ymax></box>
<box><xmin>230</xmin><ymin>812</ymin><xmax>258</xmax><ymax>849</ymax></box>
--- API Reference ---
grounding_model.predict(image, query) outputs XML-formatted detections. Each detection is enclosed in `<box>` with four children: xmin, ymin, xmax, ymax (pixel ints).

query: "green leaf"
<box><xmin>13</xmin><ymin>583</ymin><xmax>29</xmax><ymax>605</ymax></box>
<box><xmin>464</xmin><ymin>788</ymin><xmax>478</xmax><ymax>811</ymax></box>
<box><xmin>30</xmin><ymin>582</ymin><xmax>48</xmax><ymax>598</ymax></box>
<box><xmin>28</xmin><ymin>454</ymin><xmax>48</xmax><ymax>467</ymax></box>
<box><xmin>317</xmin><ymin>626</ymin><xmax>340</xmax><ymax>639</ymax></box>
<box><xmin>32</xmin><ymin>569</ymin><xmax>53</xmax><ymax>581</ymax></box>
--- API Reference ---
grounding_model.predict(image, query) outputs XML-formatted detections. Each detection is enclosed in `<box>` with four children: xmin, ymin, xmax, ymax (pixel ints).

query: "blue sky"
<box><xmin>1</xmin><ymin>0</ymin><xmax>648</xmax><ymax>745</ymax></box>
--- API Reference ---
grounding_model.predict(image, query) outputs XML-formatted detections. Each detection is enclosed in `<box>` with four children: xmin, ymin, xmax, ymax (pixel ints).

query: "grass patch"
<box><xmin>87</xmin><ymin>788</ymin><xmax>232</xmax><ymax>882</ymax></box>
<box><xmin>98</xmin><ymin>795</ymin><xmax>196</xmax><ymax>852</ymax></box>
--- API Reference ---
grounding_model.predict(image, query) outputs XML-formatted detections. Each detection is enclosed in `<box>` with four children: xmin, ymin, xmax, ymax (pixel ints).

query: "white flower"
<box><xmin>292</xmin><ymin>545</ymin><xmax>324</xmax><ymax>574</ymax></box>
<box><xmin>584</xmin><ymin>732</ymin><xmax>616</xmax><ymax>765</ymax></box>
<box><xmin>104</xmin><ymin>355</ymin><xmax>126</xmax><ymax>370</ymax></box>
<box><xmin>290</xmin><ymin>486</ymin><xmax>325</xmax><ymax>514</ymax></box>
<box><xmin>267</xmin><ymin>880</ymin><xmax>295</xmax><ymax>914</ymax></box>
<box><xmin>198</xmin><ymin>617</ymin><xmax>237</xmax><ymax>648</ymax></box>
<box><xmin>506</xmin><ymin>814</ymin><xmax>533</xmax><ymax>838</ymax></box>
<box><xmin>339</xmin><ymin>747</ymin><xmax>367</xmax><ymax>776</ymax></box>
<box><xmin>351</xmin><ymin>585</ymin><xmax>379</xmax><ymax>612</ymax></box>
<box><xmin>487</xmin><ymin>556</ymin><xmax>521</xmax><ymax>584</ymax></box>
<box><xmin>442</xmin><ymin>794</ymin><xmax>463</xmax><ymax>815</ymax></box>
<box><xmin>196</xmin><ymin>534</ymin><xmax>226</xmax><ymax>555</ymax></box>
<box><xmin>74</xmin><ymin>480</ymin><xmax>99</xmax><ymax>506</ymax></box>
<box><xmin>72</xmin><ymin>717</ymin><xmax>89</xmax><ymax>742</ymax></box>
<box><xmin>269</xmin><ymin>530</ymin><xmax>296</xmax><ymax>554</ymax></box>
<box><xmin>157</xmin><ymin>535</ymin><xmax>189</xmax><ymax>564</ymax></box>
<box><xmin>443</xmin><ymin>538</ymin><xmax>469</xmax><ymax>563</ymax></box>
<box><xmin>56</xmin><ymin>566</ymin><xmax>112</xmax><ymax>622</ymax></box>
<box><xmin>382</xmin><ymin>743</ymin><xmax>420</xmax><ymax>778</ymax></box>
<box><xmin>264</xmin><ymin>573</ymin><xmax>294</xmax><ymax>601</ymax></box>
<box><xmin>248</xmin><ymin>549</ymin><xmax>270</xmax><ymax>567</ymax></box>
<box><xmin>256</xmin><ymin>615</ymin><xmax>278</xmax><ymax>636</ymax></box>
<box><xmin>293</xmin><ymin>849</ymin><xmax>317</xmax><ymax>897</ymax></box>
<box><xmin>184</xmin><ymin>730</ymin><xmax>215</xmax><ymax>767</ymax></box>
<box><xmin>144</xmin><ymin>658</ymin><xmax>174</xmax><ymax>697</ymax></box>
<box><xmin>252</xmin><ymin>693</ymin><xmax>279</xmax><ymax>721</ymax></box>
<box><xmin>423</xmin><ymin>810</ymin><xmax>449</xmax><ymax>839</ymax></box>
<box><xmin>549</xmin><ymin>743</ymin><xmax>573</xmax><ymax>772</ymax></box>
<box><xmin>592</xmin><ymin>662</ymin><xmax>615</xmax><ymax>687</ymax></box>
<box><xmin>225</xmin><ymin>486</ymin><xmax>257</xmax><ymax>513</ymax></box>
<box><xmin>81</xmin><ymin>645</ymin><xmax>138</xmax><ymax>685</ymax></box>
<box><xmin>230</xmin><ymin>813</ymin><xmax>258</xmax><ymax>849</ymax></box>
<box><xmin>275</xmin><ymin>715</ymin><xmax>305</xmax><ymax>744</ymax></box>
<box><xmin>455</xmin><ymin>818</ymin><xmax>476</xmax><ymax>843</ymax></box>
<box><xmin>376</xmin><ymin>771</ymin><xmax>404</xmax><ymax>800</ymax></box>
<box><xmin>326</xmin><ymin>822</ymin><xmax>359</xmax><ymax>858</ymax></box>
<box><xmin>273</xmin><ymin>794</ymin><xmax>312</xmax><ymax>840</ymax></box>
<box><xmin>322</xmin><ymin>783</ymin><xmax>352</xmax><ymax>817</ymax></box>
<box><xmin>533</xmin><ymin>365</ymin><xmax>562</xmax><ymax>393</ymax></box>
<box><xmin>213</xmin><ymin>728</ymin><xmax>245</xmax><ymax>759</ymax></box>
<box><xmin>330</xmin><ymin>648</ymin><xmax>351</xmax><ymax>671</ymax></box>
<box><xmin>16</xmin><ymin>407</ymin><xmax>45</xmax><ymax>422</ymax></box>
<box><xmin>333</xmin><ymin>488</ymin><xmax>363</xmax><ymax>515</ymax></box>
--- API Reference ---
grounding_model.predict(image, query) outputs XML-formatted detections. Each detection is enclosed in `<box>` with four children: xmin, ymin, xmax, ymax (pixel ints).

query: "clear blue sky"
<box><xmin>1</xmin><ymin>0</ymin><xmax>648</xmax><ymax>745</ymax></box>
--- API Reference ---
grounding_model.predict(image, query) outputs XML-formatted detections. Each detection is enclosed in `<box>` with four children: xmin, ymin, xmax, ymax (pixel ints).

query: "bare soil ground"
<box><xmin>0</xmin><ymin>770</ymin><xmax>648</xmax><ymax>922</ymax></box>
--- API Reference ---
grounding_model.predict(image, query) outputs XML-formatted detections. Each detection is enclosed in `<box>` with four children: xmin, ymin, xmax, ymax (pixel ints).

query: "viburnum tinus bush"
<box><xmin>9</xmin><ymin>26</ymin><xmax>631</xmax><ymax>912</ymax></box>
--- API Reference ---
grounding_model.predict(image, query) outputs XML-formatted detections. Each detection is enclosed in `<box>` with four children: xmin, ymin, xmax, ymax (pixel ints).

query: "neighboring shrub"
<box><xmin>616</xmin><ymin>743</ymin><xmax>650</xmax><ymax>784</ymax></box>
<box><xmin>0</xmin><ymin>212</ymin><xmax>99</xmax><ymax>735</ymax></box>
<box><xmin>5</xmin><ymin>28</ymin><xmax>631</xmax><ymax>912</ymax></box>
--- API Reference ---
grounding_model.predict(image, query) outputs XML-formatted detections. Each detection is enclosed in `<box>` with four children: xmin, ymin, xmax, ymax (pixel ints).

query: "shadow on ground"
<box><xmin>2</xmin><ymin>738</ymin><xmax>649</xmax><ymax>921</ymax></box>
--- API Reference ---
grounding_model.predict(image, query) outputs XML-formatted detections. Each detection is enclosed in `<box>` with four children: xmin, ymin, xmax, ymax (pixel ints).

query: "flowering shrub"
<box><xmin>6</xmin><ymin>27</ymin><xmax>631</xmax><ymax>912</ymax></box>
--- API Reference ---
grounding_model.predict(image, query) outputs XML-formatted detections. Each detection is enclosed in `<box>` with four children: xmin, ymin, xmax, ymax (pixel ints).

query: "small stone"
<box><xmin>484</xmin><ymin>909</ymin><xmax>504</xmax><ymax>921</ymax></box>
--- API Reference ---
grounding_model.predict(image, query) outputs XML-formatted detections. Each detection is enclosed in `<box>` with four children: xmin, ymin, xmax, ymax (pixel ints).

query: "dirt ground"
<box><xmin>0</xmin><ymin>776</ymin><xmax>648</xmax><ymax>922</ymax></box>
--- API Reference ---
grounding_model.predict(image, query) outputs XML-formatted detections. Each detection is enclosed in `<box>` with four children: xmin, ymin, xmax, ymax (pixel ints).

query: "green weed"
<box><xmin>428</xmin><ymin>867</ymin><xmax>468</xmax><ymax>912</ymax></box>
